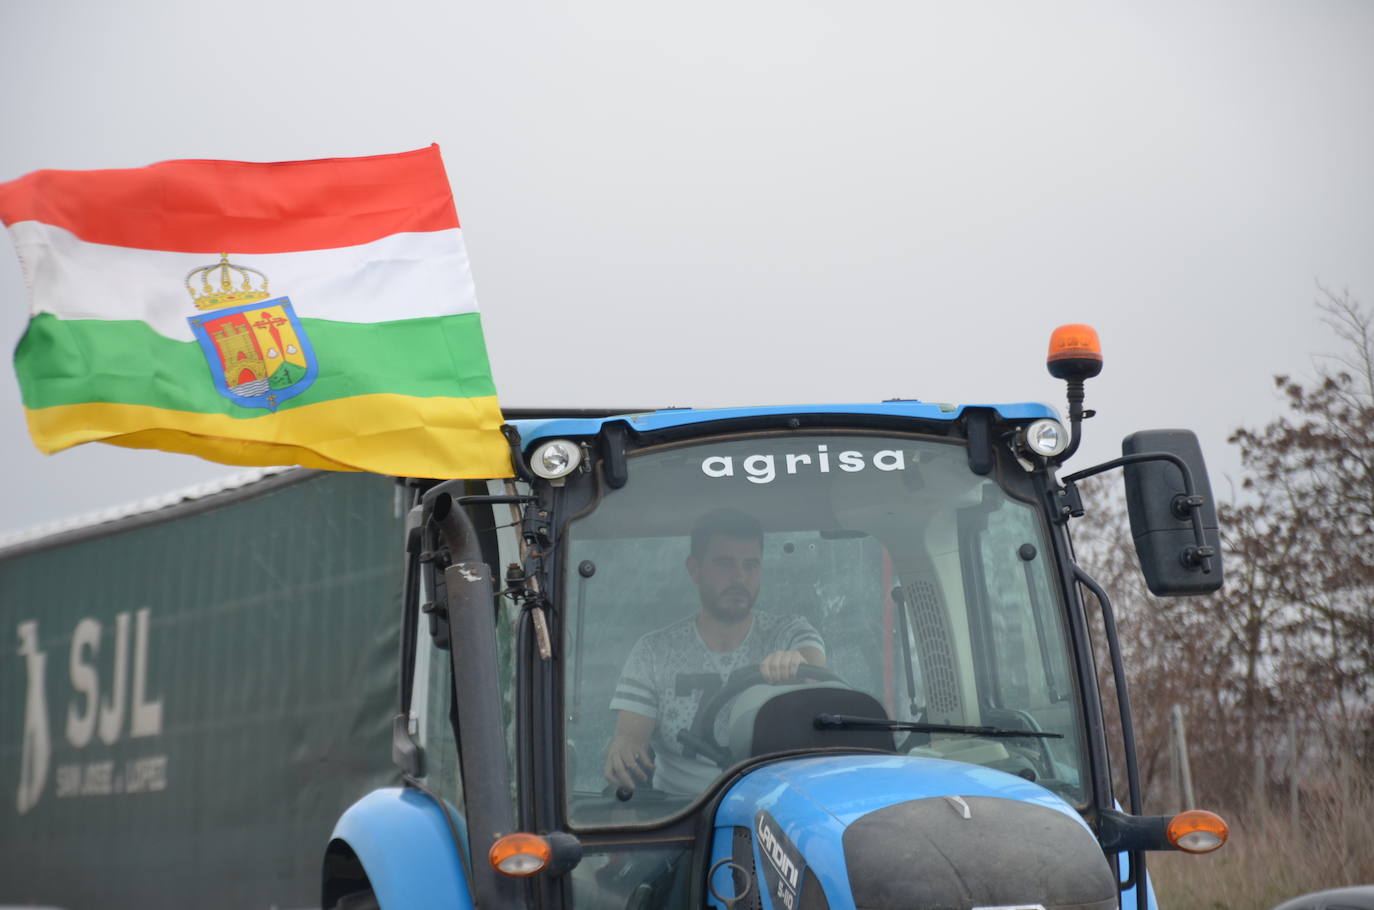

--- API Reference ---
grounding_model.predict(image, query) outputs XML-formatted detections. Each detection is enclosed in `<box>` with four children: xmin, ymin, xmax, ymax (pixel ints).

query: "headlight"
<box><xmin>1022</xmin><ymin>419</ymin><xmax>1069</xmax><ymax>458</ymax></box>
<box><xmin>529</xmin><ymin>439</ymin><xmax>582</xmax><ymax>479</ymax></box>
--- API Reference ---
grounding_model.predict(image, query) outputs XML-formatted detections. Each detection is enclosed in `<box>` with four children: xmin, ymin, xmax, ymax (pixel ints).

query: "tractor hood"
<box><xmin>711</xmin><ymin>754</ymin><xmax>1117</xmax><ymax>910</ymax></box>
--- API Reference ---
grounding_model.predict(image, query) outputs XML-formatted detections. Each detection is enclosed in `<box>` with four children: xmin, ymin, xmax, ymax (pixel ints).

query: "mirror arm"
<box><xmin>1060</xmin><ymin>452</ymin><xmax>1216</xmax><ymax>575</ymax></box>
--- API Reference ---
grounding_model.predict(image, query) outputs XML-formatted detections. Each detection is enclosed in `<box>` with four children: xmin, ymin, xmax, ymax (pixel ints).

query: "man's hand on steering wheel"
<box><xmin>605</xmin><ymin>735</ymin><xmax>655</xmax><ymax>791</ymax></box>
<box><xmin>604</xmin><ymin>710</ymin><xmax>657</xmax><ymax>792</ymax></box>
<box><xmin>760</xmin><ymin>649</ymin><xmax>808</xmax><ymax>683</ymax></box>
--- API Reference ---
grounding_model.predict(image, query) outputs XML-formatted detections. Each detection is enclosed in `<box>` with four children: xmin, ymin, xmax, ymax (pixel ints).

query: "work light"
<box><xmin>529</xmin><ymin>439</ymin><xmax>582</xmax><ymax>479</ymax></box>
<box><xmin>1022</xmin><ymin>419</ymin><xmax>1069</xmax><ymax>458</ymax></box>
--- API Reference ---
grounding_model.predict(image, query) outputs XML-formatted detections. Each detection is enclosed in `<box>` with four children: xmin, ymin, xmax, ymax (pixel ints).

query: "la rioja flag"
<box><xmin>0</xmin><ymin>145</ymin><xmax>511</xmax><ymax>478</ymax></box>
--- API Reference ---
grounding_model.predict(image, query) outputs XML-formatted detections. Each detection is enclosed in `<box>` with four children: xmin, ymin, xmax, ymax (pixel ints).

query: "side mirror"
<box><xmin>1121</xmin><ymin>430</ymin><xmax>1223</xmax><ymax>596</ymax></box>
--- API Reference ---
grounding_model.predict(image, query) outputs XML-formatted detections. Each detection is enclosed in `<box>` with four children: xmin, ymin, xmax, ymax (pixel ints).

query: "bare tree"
<box><xmin>1229</xmin><ymin>288</ymin><xmax>1374</xmax><ymax>765</ymax></box>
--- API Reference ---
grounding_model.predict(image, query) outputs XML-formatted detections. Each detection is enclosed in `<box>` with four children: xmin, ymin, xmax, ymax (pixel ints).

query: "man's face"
<box><xmin>687</xmin><ymin>534</ymin><xmax>762</xmax><ymax>623</ymax></box>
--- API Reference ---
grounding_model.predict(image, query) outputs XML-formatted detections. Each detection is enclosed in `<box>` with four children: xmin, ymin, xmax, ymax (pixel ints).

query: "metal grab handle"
<box><xmin>707</xmin><ymin>858</ymin><xmax>754</xmax><ymax>910</ymax></box>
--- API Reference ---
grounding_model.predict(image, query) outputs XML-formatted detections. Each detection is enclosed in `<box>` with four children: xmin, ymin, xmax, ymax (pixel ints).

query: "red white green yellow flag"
<box><xmin>0</xmin><ymin>145</ymin><xmax>511</xmax><ymax>478</ymax></box>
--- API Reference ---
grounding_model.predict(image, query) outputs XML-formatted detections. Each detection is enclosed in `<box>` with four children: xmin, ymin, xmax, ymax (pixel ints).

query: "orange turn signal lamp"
<box><xmin>1166</xmin><ymin>809</ymin><xmax>1229</xmax><ymax>854</ymax></box>
<box><xmin>489</xmin><ymin>831</ymin><xmax>583</xmax><ymax>878</ymax></box>
<box><xmin>1099</xmin><ymin>806</ymin><xmax>1229</xmax><ymax>855</ymax></box>
<box><xmin>490</xmin><ymin>833</ymin><xmax>551</xmax><ymax>876</ymax></box>
<box><xmin>1046</xmin><ymin>323</ymin><xmax>1104</xmax><ymax>382</ymax></box>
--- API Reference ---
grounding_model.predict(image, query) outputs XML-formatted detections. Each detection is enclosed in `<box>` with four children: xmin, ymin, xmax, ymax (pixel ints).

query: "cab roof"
<box><xmin>508</xmin><ymin>401</ymin><xmax>1058</xmax><ymax>448</ymax></box>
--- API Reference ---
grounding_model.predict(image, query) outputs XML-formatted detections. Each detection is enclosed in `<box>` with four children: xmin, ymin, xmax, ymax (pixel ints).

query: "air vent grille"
<box><xmin>906</xmin><ymin>579</ymin><xmax>960</xmax><ymax>716</ymax></box>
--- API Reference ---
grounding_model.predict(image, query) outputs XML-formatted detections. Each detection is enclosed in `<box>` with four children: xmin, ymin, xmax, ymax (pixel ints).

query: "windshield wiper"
<box><xmin>814</xmin><ymin>713</ymin><xmax>1063</xmax><ymax>739</ymax></box>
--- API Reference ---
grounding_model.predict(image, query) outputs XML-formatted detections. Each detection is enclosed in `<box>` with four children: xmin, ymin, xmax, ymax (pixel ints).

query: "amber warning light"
<box><xmin>1166</xmin><ymin>809</ymin><xmax>1229</xmax><ymax>854</ymax></box>
<box><xmin>489</xmin><ymin>830</ymin><xmax>583</xmax><ymax>878</ymax></box>
<box><xmin>1046</xmin><ymin>323</ymin><xmax>1104</xmax><ymax>381</ymax></box>
<box><xmin>489</xmin><ymin>833</ymin><xmax>552</xmax><ymax>876</ymax></box>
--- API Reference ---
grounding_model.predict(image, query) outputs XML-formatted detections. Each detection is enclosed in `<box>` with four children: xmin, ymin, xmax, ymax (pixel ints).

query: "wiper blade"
<box><xmin>814</xmin><ymin>713</ymin><xmax>1063</xmax><ymax>739</ymax></box>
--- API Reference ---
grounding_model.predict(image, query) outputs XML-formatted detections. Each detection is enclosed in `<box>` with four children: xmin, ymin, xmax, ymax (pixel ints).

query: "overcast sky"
<box><xmin>2</xmin><ymin>1</ymin><xmax>1372</xmax><ymax>538</ymax></box>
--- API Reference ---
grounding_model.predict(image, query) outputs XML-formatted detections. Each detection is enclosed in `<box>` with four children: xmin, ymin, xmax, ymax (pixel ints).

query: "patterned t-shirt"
<box><xmin>609</xmin><ymin>612</ymin><xmax>825</xmax><ymax>795</ymax></box>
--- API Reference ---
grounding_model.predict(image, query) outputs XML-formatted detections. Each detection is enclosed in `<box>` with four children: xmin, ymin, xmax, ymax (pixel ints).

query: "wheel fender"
<box><xmin>329</xmin><ymin>786</ymin><xmax>472</xmax><ymax>909</ymax></box>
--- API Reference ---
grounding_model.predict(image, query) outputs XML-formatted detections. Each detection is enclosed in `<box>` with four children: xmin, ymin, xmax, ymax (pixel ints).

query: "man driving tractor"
<box><xmin>604</xmin><ymin>508</ymin><xmax>827</xmax><ymax>795</ymax></box>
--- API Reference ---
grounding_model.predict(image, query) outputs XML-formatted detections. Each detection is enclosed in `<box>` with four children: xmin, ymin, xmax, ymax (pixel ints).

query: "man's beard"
<box><xmin>703</xmin><ymin>586</ymin><xmax>756</xmax><ymax>622</ymax></box>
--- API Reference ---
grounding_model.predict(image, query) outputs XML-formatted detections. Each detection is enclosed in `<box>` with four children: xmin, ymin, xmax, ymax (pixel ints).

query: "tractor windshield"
<box><xmin>561</xmin><ymin>432</ymin><xmax>1087</xmax><ymax>827</ymax></box>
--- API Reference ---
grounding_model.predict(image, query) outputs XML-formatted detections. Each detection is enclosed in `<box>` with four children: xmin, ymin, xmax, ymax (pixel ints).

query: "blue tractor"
<box><xmin>325</xmin><ymin>325</ymin><xmax>1229</xmax><ymax>909</ymax></box>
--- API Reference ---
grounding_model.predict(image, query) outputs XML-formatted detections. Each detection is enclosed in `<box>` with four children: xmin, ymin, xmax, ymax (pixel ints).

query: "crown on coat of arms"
<box><xmin>186</xmin><ymin>254</ymin><xmax>271</xmax><ymax>311</ymax></box>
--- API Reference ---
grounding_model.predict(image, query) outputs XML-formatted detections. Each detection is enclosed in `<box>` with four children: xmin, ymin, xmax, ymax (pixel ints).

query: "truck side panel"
<box><xmin>0</xmin><ymin>472</ymin><xmax>402</xmax><ymax>909</ymax></box>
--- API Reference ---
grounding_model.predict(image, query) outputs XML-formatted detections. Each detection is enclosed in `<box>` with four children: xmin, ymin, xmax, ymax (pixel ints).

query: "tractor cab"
<box><xmin>400</xmin><ymin>398</ymin><xmax>1118</xmax><ymax>906</ymax></box>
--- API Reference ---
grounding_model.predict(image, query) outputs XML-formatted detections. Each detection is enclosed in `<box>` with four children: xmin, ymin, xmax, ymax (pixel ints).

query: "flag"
<box><xmin>0</xmin><ymin>145</ymin><xmax>512</xmax><ymax>478</ymax></box>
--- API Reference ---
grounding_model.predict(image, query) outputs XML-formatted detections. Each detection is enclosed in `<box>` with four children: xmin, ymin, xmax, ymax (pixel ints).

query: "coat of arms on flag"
<box><xmin>187</xmin><ymin>255</ymin><xmax>318</xmax><ymax>411</ymax></box>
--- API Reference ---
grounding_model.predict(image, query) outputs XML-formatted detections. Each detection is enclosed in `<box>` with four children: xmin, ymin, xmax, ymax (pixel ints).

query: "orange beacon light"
<box><xmin>1044</xmin><ymin>324</ymin><xmax>1103</xmax><ymax>463</ymax></box>
<box><xmin>1047</xmin><ymin>324</ymin><xmax>1103</xmax><ymax>381</ymax></box>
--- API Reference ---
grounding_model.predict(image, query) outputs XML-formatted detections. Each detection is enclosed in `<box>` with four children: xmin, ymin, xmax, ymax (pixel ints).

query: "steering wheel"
<box><xmin>679</xmin><ymin>664</ymin><xmax>845</xmax><ymax>768</ymax></box>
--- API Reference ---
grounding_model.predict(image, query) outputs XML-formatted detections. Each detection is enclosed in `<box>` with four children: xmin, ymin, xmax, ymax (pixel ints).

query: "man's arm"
<box><xmin>604</xmin><ymin>709</ymin><xmax>656</xmax><ymax>791</ymax></box>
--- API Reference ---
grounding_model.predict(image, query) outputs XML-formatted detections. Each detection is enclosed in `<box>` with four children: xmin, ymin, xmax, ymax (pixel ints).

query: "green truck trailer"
<box><xmin>1</xmin><ymin>469</ymin><xmax>403</xmax><ymax>908</ymax></box>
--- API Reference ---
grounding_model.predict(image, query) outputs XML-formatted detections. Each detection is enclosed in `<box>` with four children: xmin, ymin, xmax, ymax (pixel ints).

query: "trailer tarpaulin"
<box><xmin>0</xmin><ymin>471</ymin><xmax>402</xmax><ymax>909</ymax></box>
